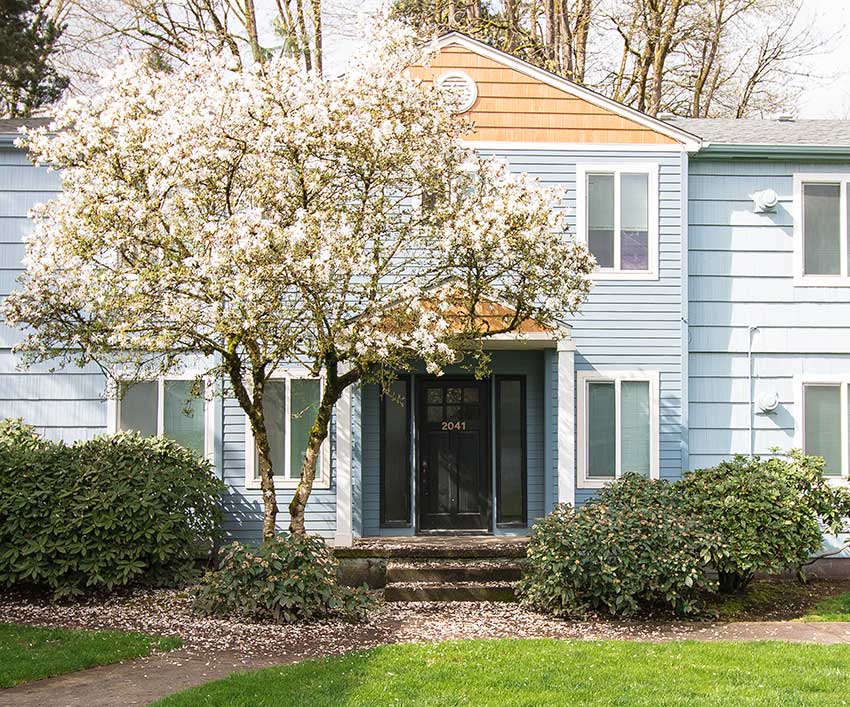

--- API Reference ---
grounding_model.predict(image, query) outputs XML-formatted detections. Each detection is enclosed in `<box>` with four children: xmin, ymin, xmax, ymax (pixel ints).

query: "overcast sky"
<box><xmin>795</xmin><ymin>0</ymin><xmax>850</xmax><ymax>118</ymax></box>
<box><xmin>314</xmin><ymin>0</ymin><xmax>850</xmax><ymax>120</ymax></box>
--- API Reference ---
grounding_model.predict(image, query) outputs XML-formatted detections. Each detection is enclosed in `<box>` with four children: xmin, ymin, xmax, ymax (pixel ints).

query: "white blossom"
<box><xmin>2</xmin><ymin>23</ymin><xmax>595</xmax><ymax>535</ymax></box>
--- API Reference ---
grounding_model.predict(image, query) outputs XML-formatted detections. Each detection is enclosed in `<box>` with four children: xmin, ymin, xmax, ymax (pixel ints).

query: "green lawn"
<box><xmin>154</xmin><ymin>638</ymin><xmax>850</xmax><ymax>707</ymax></box>
<box><xmin>802</xmin><ymin>592</ymin><xmax>850</xmax><ymax>622</ymax></box>
<box><xmin>0</xmin><ymin>623</ymin><xmax>182</xmax><ymax>688</ymax></box>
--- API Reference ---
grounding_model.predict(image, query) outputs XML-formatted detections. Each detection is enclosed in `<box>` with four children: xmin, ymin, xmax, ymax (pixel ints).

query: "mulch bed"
<box><xmin>710</xmin><ymin>578</ymin><xmax>850</xmax><ymax>621</ymax></box>
<box><xmin>1</xmin><ymin>578</ymin><xmax>849</xmax><ymax>661</ymax></box>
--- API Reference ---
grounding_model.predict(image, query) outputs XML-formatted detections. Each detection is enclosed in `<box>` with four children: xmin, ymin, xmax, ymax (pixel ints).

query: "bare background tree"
<box><xmin>3</xmin><ymin>2</ymin><xmax>841</xmax><ymax>128</ymax></box>
<box><xmin>605</xmin><ymin>0</ymin><xmax>827</xmax><ymax>116</ymax></box>
<box><xmin>390</xmin><ymin>0</ymin><xmax>597</xmax><ymax>83</ymax></box>
<box><xmin>391</xmin><ymin>0</ymin><xmax>829</xmax><ymax>117</ymax></box>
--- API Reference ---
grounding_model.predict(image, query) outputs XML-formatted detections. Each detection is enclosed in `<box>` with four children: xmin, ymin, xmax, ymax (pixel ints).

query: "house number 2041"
<box><xmin>441</xmin><ymin>421</ymin><xmax>466</xmax><ymax>431</ymax></box>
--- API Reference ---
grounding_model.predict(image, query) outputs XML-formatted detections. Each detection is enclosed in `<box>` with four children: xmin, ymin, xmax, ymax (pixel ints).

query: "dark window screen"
<box><xmin>497</xmin><ymin>377</ymin><xmax>526</xmax><ymax>525</ymax></box>
<box><xmin>381</xmin><ymin>378</ymin><xmax>411</xmax><ymax>526</ymax></box>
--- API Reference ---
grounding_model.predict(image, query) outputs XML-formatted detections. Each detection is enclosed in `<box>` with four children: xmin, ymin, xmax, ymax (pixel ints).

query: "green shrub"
<box><xmin>517</xmin><ymin>474</ymin><xmax>714</xmax><ymax>618</ymax></box>
<box><xmin>192</xmin><ymin>534</ymin><xmax>371</xmax><ymax>623</ymax></box>
<box><xmin>0</xmin><ymin>419</ymin><xmax>224</xmax><ymax>598</ymax></box>
<box><xmin>677</xmin><ymin>452</ymin><xmax>850</xmax><ymax>593</ymax></box>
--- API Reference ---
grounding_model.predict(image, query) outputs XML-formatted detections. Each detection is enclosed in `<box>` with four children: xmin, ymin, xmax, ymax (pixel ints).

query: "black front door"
<box><xmin>418</xmin><ymin>379</ymin><xmax>490</xmax><ymax>531</ymax></box>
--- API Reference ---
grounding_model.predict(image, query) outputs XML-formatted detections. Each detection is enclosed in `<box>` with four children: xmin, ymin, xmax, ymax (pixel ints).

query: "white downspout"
<box><xmin>748</xmin><ymin>326</ymin><xmax>759</xmax><ymax>457</ymax></box>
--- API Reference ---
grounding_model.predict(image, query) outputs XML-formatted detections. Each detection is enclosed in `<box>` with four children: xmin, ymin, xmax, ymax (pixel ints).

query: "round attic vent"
<box><xmin>435</xmin><ymin>71</ymin><xmax>478</xmax><ymax>114</ymax></box>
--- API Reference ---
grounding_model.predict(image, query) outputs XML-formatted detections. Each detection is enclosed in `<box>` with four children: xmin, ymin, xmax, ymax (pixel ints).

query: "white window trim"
<box><xmin>793</xmin><ymin>173</ymin><xmax>850</xmax><ymax>287</ymax></box>
<box><xmin>107</xmin><ymin>374</ymin><xmax>215</xmax><ymax>462</ymax></box>
<box><xmin>577</xmin><ymin>369</ymin><xmax>660</xmax><ymax>489</ymax></box>
<box><xmin>575</xmin><ymin>162</ymin><xmax>660</xmax><ymax>281</ymax></box>
<box><xmin>793</xmin><ymin>375</ymin><xmax>849</xmax><ymax>486</ymax></box>
<box><xmin>244</xmin><ymin>368</ymin><xmax>331</xmax><ymax>491</ymax></box>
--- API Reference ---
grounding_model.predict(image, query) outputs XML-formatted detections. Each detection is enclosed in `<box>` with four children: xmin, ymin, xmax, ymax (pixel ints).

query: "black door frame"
<box><xmin>415</xmin><ymin>376</ymin><xmax>492</xmax><ymax>534</ymax></box>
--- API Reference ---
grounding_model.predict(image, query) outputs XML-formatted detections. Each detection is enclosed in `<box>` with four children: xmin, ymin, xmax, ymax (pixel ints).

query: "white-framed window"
<box><xmin>794</xmin><ymin>376</ymin><xmax>849</xmax><ymax>482</ymax></box>
<box><xmin>576</xmin><ymin>163</ymin><xmax>659</xmax><ymax>280</ymax></box>
<box><xmin>108</xmin><ymin>375</ymin><xmax>214</xmax><ymax>460</ymax></box>
<box><xmin>577</xmin><ymin>370</ymin><xmax>660</xmax><ymax>488</ymax></box>
<box><xmin>793</xmin><ymin>173</ymin><xmax>850</xmax><ymax>286</ymax></box>
<box><xmin>244</xmin><ymin>370</ymin><xmax>330</xmax><ymax>490</ymax></box>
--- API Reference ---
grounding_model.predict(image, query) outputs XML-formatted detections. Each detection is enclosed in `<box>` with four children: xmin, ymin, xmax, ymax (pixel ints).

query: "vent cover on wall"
<box><xmin>435</xmin><ymin>71</ymin><xmax>478</xmax><ymax>114</ymax></box>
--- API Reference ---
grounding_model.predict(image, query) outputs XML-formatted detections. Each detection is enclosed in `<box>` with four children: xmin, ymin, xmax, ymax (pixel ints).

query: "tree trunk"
<box><xmin>243</xmin><ymin>0</ymin><xmax>264</xmax><ymax>64</ymax></box>
<box><xmin>718</xmin><ymin>569</ymin><xmax>752</xmax><ymax>594</ymax></box>
<box><xmin>288</xmin><ymin>357</ymin><xmax>362</xmax><ymax>535</ymax></box>
<box><xmin>253</xmin><ymin>408</ymin><xmax>279</xmax><ymax>540</ymax></box>
<box><xmin>311</xmin><ymin>0</ymin><xmax>322</xmax><ymax>77</ymax></box>
<box><xmin>223</xmin><ymin>348</ymin><xmax>279</xmax><ymax>541</ymax></box>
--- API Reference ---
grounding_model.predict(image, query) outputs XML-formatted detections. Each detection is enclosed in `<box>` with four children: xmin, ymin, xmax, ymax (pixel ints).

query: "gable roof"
<box><xmin>429</xmin><ymin>32</ymin><xmax>702</xmax><ymax>150</ymax></box>
<box><xmin>666</xmin><ymin>117</ymin><xmax>850</xmax><ymax>148</ymax></box>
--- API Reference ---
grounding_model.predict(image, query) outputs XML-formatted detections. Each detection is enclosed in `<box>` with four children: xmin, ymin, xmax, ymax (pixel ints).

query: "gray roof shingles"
<box><xmin>666</xmin><ymin>117</ymin><xmax>850</xmax><ymax>147</ymax></box>
<box><xmin>0</xmin><ymin>117</ymin><xmax>52</xmax><ymax>138</ymax></box>
<box><xmin>5</xmin><ymin>115</ymin><xmax>850</xmax><ymax>148</ymax></box>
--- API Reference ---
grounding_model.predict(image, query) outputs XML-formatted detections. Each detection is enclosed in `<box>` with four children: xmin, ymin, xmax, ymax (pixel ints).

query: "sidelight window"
<box><xmin>496</xmin><ymin>377</ymin><xmax>527</xmax><ymax>526</ymax></box>
<box><xmin>381</xmin><ymin>378</ymin><xmax>412</xmax><ymax>527</ymax></box>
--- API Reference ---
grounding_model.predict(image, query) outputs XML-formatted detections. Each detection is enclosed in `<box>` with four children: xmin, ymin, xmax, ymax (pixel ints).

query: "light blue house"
<box><xmin>1</xmin><ymin>34</ymin><xmax>849</xmax><ymax>545</ymax></box>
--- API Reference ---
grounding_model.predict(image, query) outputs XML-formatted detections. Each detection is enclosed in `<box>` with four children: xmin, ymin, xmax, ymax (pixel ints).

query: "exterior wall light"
<box><xmin>752</xmin><ymin>189</ymin><xmax>779</xmax><ymax>213</ymax></box>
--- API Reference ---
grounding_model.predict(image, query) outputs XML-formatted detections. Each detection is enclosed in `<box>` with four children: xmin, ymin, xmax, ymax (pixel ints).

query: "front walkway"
<box><xmin>3</xmin><ymin>593</ymin><xmax>850</xmax><ymax>706</ymax></box>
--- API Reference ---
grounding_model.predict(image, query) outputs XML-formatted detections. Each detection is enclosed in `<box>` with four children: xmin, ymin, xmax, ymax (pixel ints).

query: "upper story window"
<box><xmin>112</xmin><ymin>377</ymin><xmax>212</xmax><ymax>459</ymax></box>
<box><xmin>576</xmin><ymin>164</ymin><xmax>659</xmax><ymax>280</ymax></box>
<box><xmin>794</xmin><ymin>174</ymin><xmax>850</xmax><ymax>286</ymax></box>
<box><xmin>245</xmin><ymin>371</ymin><xmax>329</xmax><ymax>490</ymax></box>
<box><xmin>796</xmin><ymin>377</ymin><xmax>849</xmax><ymax>481</ymax></box>
<box><xmin>577</xmin><ymin>370</ymin><xmax>660</xmax><ymax>488</ymax></box>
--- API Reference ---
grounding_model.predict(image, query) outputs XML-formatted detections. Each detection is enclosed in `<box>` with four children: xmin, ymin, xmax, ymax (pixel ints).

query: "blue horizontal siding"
<box><xmin>0</xmin><ymin>148</ymin><xmax>102</xmax><ymax>442</ymax></box>
<box><xmin>480</xmin><ymin>148</ymin><xmax>686</xmax><ymax>498</ymax></box>
<box><xmin>688</xmin><ymin>157</ymin><xmax>850</xmax><ymax>469</ymax></box>
<box><xmin>221</xmin><ymin>394</ymin><xmax>338</xmax><ymax>543</ymax></box>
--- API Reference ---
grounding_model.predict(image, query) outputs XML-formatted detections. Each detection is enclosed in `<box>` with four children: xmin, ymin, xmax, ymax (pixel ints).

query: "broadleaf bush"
<box><xmin>0</xmin><ymin>419</ymin><xmax>224</xmax><ymax>598</ymax></box>
<box><xmin>517</xmin><ymin>474</ymin><xmax>715</xmax><ymax>618</ymax></box>
<box><xmin>192</xmin><ymin>534</ymin><xmax>371</xmax><ymax>623</ymax></box>
<box><xmin>677</xmin><ymin>451</ymin><xmax>850</xmax><ymax>592</ymax></box>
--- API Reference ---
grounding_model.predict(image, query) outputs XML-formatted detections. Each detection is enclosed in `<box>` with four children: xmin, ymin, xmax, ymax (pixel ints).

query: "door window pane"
<box><xmin>587</xmin><ymin>382</ymin><xmax>615</xmax><ymax>478</ymax></box>
<box><xmin>119</xmin><ymin>381</ymin><xmax>157</xmax><ymax>437</ymax></box>
<box><xmin>620</xmin><ymin>381</ymin><xmax>650</xmax><ymax>476</ymax></box>
<box><xmin>804</xmin><ymin>385</ymin><xmax>841</xmax><ymax>476</ymax></box>
<box><xmin>163</xmin><ymin>379</ymin><xmax>205</xmax><ymax>456</ymax></box>
<box><xmin>587</xmin><ymin>173</ymin><xmax>615</xmax><ymax>268</ymax></box>
<box><xmin>382</xmin><ymin>380</ymin><xmax>410</xmax><ymax>526</ymax></box>
<box><xmin>620</xmin><ymin>173</ymin><xmax>649</xmax><ymax>271</ymax></box>
<box><xmin>290</xmin><ymin>378</ymin><xmax>320</xmax><ymax>480</ymax></box>
<box><xmin>803</xmin><ymin>183</ymin><xmax>840</xmax><ymax>275</ymax></box>
<box><xmin>497</xmin><ymin>379</ymin><xmax>525</xmax><ymax>524</ymax></box>
<box><xmin>257</xmin><ymin>379</ymin><xmax>286</xmax><ymax>479</ymax></box>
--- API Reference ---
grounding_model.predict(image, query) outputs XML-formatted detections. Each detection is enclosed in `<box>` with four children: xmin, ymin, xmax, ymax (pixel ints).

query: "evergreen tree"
<box><xmin>0</xmin><ymin>0</ymin><xmax>68</xmax><ymax>118</ymax></box>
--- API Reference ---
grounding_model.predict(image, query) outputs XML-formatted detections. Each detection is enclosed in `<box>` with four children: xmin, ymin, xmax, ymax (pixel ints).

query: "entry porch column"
<box><xmin>334</xmin><ymin>386</ymin><xmax>354</xmax><ymax>546</ymax></box>
<box><xmin>556</xmin><ymin>337</ymin><xmax>576</xmax><ymax>506</ymax></box>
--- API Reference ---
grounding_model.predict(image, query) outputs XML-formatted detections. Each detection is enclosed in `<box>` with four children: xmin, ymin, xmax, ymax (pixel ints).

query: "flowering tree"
<box><xmin>4</xmin><ymin>28</ymin><xmax>595</xmax><ymax>540</ymax></box>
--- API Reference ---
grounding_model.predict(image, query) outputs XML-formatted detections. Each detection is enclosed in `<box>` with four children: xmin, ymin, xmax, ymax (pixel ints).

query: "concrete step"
<box><xmin>383</xmin><ymin>581</ymin><xmax>517</xmax><ymax>602</ymax></box>
<box><xmin>386</xmin><ymin>559</ymin><xmax>522</xmax><ymax>584</ymax></box>
<box><xmin>336</xmin><ymin>537</ymin><xmax>528</xmax><ymax>559</ymax></box>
